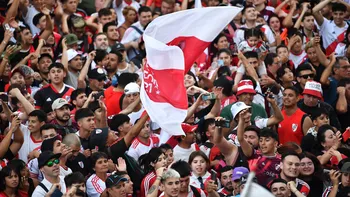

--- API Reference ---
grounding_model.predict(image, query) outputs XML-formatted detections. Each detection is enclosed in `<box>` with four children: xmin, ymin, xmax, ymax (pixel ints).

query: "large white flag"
<box><xmin>141</xmin><ymin>7</ymin><xmax>243</xmax><ymax>136</ymax></box>
<box><xmin>241</xmin><ymin>172</ymin><xmax>275</xmax><ymax>197</ymax></box>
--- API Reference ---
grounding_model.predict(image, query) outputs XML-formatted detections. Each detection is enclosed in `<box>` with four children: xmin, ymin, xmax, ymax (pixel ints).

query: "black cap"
<box><xmin>88</xmin><ymin>68</ymin><xmax>106</xmax><ymax>80</ymax></box>
<box><xmin>38</xmin><ymin>151</ymin><xmax>61</xmax><ymax>169</ymax></box>
<box><xmin>112</xmin><ymin>43</ymin><xmax>125</xmax><ymax>52</ymax></box>
<box><xmin>340</xmin><ymin>162</ymin><xmax>350</xmax><ymax>173</ymax></box>
<box><xmin>106</xmin><ymin>174</ymin><xmax>127</xmax><ymax>188</ymax></box>
<box><xmin>41</xmin><ymin>135</ymin><xmax>61</xmax><ymax>152</ymax></box>
<box><xmin>89</xmin><ymin>127</ymin><xmax>109</xmax><ymax>151</ymax></box>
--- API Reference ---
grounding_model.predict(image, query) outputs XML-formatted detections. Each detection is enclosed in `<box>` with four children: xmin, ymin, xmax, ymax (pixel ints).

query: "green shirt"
<box><xmin>220</xmin><ymin>102</ymin><xmax>267</xmax><ymax>124</ymax></box>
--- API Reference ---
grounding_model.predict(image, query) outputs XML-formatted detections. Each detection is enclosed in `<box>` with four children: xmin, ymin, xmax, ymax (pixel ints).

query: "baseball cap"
<box><xmin>232</xmin><ymin>167</ymin><xmax>249</xmax><ymax>181</ymax></box>
<box><xmin>71</xmin><ymin>16</ymin><xmax>86</xmax><ymax>29</ymax></box>
<box><xmin>89</xmin><ymin>127</ymin><xmax>109</xmax><ymax>151</ymax></box>
<box><xmin>65</xmin><ymin>34</ymin><xmax>78</xmax><ymax>46</ymax></box>
<box><xmin>230</xmin><ymin>102</ymin><xmax>251</xmax><ymax>120</ymax></box>
<box><xmin>67</xmin><ymin>49</ymin><xmax>80</xmax><ymax>62</ymax></box>
<box><xmin>88</xmin><ymin>68</ymin><xmax>106</xmax><ymax>81</ymax></box>
<box><xmin>181</xmin><ymin>123</ymin><xmax>198</xmax><ymax>134</ymax></box>
<box><xmin>124</xmin><ymin>82</ymin><xmax>140</xmax><ymax>95</ymax></box>
<box><xmin>41</xmin><ymin>135</ymin><xmax>61</xmax><ymax>152</ymax></box>
<box><xmin>340</xmin><ymin>162</ymin><xmax>350</xmax><ymax>173</ymax></box>
<box><xmin>236</xmin><ymin>80</ymin><xmax>256</xmax><ymax>96</ymax></box>
<box><xmin>38</xmin><ymin>151</ymin><xmax>61</xmax><ymax>169</ymax></box>
<box><xmin>302</xmin><ymin>80</ymin><xmax>323</xmax><ymax>100</ymax></box>
<box><xmin>112</xmin><ymin>43</ymin><xmax>126</xmax><ymax>52</ymax></box>
<box><xmin>52</xmin><ymin>98</ymin><xmax>71</xmax><ymax>111</ymax></box>
<box><xmin>106</xmin><ymin>174</ymin><xmax>127</xmax><ymax>188</ymax></box>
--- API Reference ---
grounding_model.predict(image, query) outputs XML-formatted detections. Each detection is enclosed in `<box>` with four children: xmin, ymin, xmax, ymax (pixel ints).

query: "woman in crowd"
<box><xmin>86</xmin><ymin>152</ymin><xmax>110</xmax><ymax>197</ymax></box>
<box><xmin>139</xmin><ymin>147</ymin><xmax>167</xmax><ymax>197</ymax></box>
<box><xmin>0</xmin><ymin>166</ymin><xmax>22</xmax><ymax>197</ymax></box>
<box><xmin>118</xmin><ymin>6</ymin><xmax>138</xmax><ymax>40</ymax></box>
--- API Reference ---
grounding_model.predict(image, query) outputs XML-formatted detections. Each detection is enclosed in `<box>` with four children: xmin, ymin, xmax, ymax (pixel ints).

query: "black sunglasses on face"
<box><xmin>299</xmin><ymin>73</ymin><xmax>315</xmax><ymax>79</ymax></box>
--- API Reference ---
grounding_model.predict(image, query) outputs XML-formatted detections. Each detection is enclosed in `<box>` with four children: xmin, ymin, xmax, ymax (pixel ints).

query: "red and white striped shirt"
<box><xmin>319</xmin><ymin>18</ymin><xmax>348</xmax><ymax>55</ymax></box>
<box><xmin>289</xmin><ymin>51</ymin><xmax>307</xmax><ymax>69</ymax></box>
<box><xmin>127</xmin><ymin>135</ymin><xmax>160</xmax><ymax>162</ymax></box>
<box><xmin>86</xmin><ymin>173</ymin><xmax>109</xmax><ymax>197</ymax></box>
<box><xmin>140</xmin><ymin>171</ymin><xmax>158</xmax><ymax>197</ymax></box>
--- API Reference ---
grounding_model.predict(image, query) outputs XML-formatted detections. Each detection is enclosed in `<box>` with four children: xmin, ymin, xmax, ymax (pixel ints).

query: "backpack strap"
<box><xmin>190</xmin><ymin>185</ymin><xmax>201</xmax><ymax>197</ymax></box>
<box><xmin>130</xmin><ymin>25</ymin><xmax>143</xmax><ymax>35</ymax></box>
<box><xmin>38</xmin><ymin>183</ymin><xmax>49</xmax><ymax>193</ymax></box>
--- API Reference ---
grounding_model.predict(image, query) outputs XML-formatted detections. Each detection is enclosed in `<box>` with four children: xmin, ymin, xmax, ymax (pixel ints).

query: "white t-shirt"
<box><xmin>335</xmin><ymin>43</ymin><xmax>347</xmax><ymax>57</ymax></box>
<box><xmin>319</xmin><ymin>18</ymin><xmax>348</xmax><ymax>55</ymax></box>
<box><xmin>18</xmin><ymin>124</ymin><xmax>42</xmax><ymax>163</ymax></box>
<box><xmin>121</xmin><ymin>21</ymin><xmax>144</xmax><ymax>59</ymax></box>
<box><xmin>173</xmin><ymin>144</ymin><xmax>198</xmax><ymax>162</ymax></box>
<box><xmin>60</xmin><ymin>166</ymin><xmax>73</xmax><ymax>177</ymax></box>
<box><xmin>28</xmin><ymin>158</ymin><xmax>44</xmax><ymax>181</ymax></box>
<box><xmin>86</xmin><ymin>173</ymin><xmax>110</xmax><ymax>197</ymax></box>
<box><xmin>289</xmin><ymin>51</ymin><xmax>307</xmax><ymax>69</ymax></box>
<box><xmin>32</xmin><ymin>176</ymin><xmax>66</xmax><ymax>197</ymax></box>
<box><xmin>113</xmin><ymin>1</ymin><xmax>140</xmax><ymax>27</ymax></box>
<box><xmin>23</xmin><ymin>5</ymin><xmax>40</xmax><ymax>36</ymax></box>
<box><xmin>127</xmin><ymin>135</ymin><xmax>160</xmax><ymax>162</ymax></box>
<box><xmin>128</xmin><ymin>106</ymin><xmax>144</xmax><ymax>125</ymax></box>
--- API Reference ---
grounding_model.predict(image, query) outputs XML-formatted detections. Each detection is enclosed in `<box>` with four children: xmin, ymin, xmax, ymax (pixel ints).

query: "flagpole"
<box><xmin>240</xmin><ymin>171</ymin><xmax>256</xmax><ymax>197</ymax></box>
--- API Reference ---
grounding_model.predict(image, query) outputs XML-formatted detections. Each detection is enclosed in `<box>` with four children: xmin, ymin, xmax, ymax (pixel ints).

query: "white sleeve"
<box><xmin>121</xmin><ymin>28</ymin><xmax>136</xmax><ymax>44</ymax></box>
<box><xmin>233</xmin><ymin>29</ymin><xmax>244</xmax><ymax>45</ymax></box>
<box><xmin>254</xmin><ymin>118</ymin><xmax>268</xmax><ymax>129</ymax></box>
<box><xmin>32</xmin><ymin>186</ymin><xmax>46</xmax><ymax>197</ymax></box>
<box><xmin>319</xmin><ymin>17</ymin><xmax>330</xmax><ymax>34</ymax></box>
<box><xmin>86</xmin><ymin>179</ymin><xmax>101</xmax><ymax>197</ymax></box>
<box><xmin>29</xmin><ymin>159</ymin><xmax>39</xmax><ymax>178</ymax></box>
<box><xmin>257</xmin><ymin>62</ymin><xmax>267</xmax><ymax>75</ymax></box>
<box><xmin>263</xmin><ymin>25</ymin><xmax>276</xmax><ymax>44</ymax></box>
<box><xmin>237</xmin><ymin>63</ymin><xmax>246</xmax><ymax>74</ymax></box>
<box><xmin>126</xmin><ymin>147</ymin><xmax>139</xmax><ymax>162</ymax></box>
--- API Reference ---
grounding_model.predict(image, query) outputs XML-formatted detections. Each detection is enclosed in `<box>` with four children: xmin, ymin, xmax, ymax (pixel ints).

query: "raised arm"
<box><xmin>213</xmin><ymin>117</ymin><xmax>237</xmax><ymax>157</ymax></box>
<box><xmin>39</xmin><ymin>6</ymin><xmax>54</xmax><ymax>41</ymax></box>
<box><xmin>146</xmin><ymin>167</ymin><xmax>165</xmax><ymax>197</ymax></box>
<box><xmin>5</xmin><ymin>0</ymin><xmax>20</xmax><ymax>24</ymax></box>
<box><xmin>312</xmin><ymin>0</ymin><xmax>331</xmax><ymax>26</ymax></box>
<box><xmin>78</xmin><ymin>51</ymin><xmax>95</xmax><ymax>89</ymax></box>
<box><xmin>97</xmin><ymin>98</ymin><xmax>108</xmax><ymax>128</ymax></box>
<box><xmin>61</xmin><ymin>38</ymin><xmax>69</xmax><ymax>71</ymax></box>
<box><xmin>9</xmin><ymin>115</ymin><xmax>24</xmax><ymax>156</ymax></box>
<box><xmin>282</xmin><ymin>1</ymin><xmax>297</xmax><ymax>28</ymax></box>
<box><xmin>302</xmin><ymin>116</ymin><xmax>313</xmax><ymax>135</ymax></box>
<box><xmin>119</xmin><ymin>97</ymin><xmax>141</xmax><ymax>115</ymax></box>
<box><xmin>313</xmin><ymin>37</ymin><xmax>330</xmax><ymax>66</ymax></box>
<box><xmin>238</xmin><ymin>52</ymin><xmax>259</xmax><ymax>82</ymax></box>
<box><xmin>205</xmin><ymin>88</ymin><xmax>222</xmax><ymax>119</ymax></box>
<box><xmin>124</xmin><ymin>113</ymin><xmax>149</xmax><ymax>147</ymax></box>
<box><xmin>336</xmin><ymin>86</ymin><xmax>347</xmax><ymax>113</ymax></box>
<box><xmin>320</xmin><ymin>53</ymin><xmax>335</xmax><ymax>86</ymax></box>
<box><xmin>10</xmin><ymin>88</ymin><xmax>35</xmax><ymax>115</ymax></box>
<box><xmin>274</xmin><ymin>0</ymin><xmax>288</xmax><ymax>16</ymax></box>
<box><xmin>236</xmin><ymin>109</ymin><xmax>254</xmax><ymax>158</ymax></box>
<box><xmin>294</xmin><ymin>3</ymin><xmax>309</xmax><ymax>29</ymax></box>
<box><xmin>266</xmin><ymin>95</ymin><xmax>284</xmax><ymax>127</ymax></box>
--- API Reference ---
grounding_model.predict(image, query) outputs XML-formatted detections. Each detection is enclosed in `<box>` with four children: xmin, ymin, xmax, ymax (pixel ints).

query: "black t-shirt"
<box><xmin>34</xmin><ymin>84</ymin><xmax>74</xmax><ymax>108</ymax></box>
<box><xmin>66</xmin><ymin>152</ymin><xmax>92</xmax><ymax>176</ymax></box>
<box><xmin>337</xmin><ymin>105</ymin><xmax>350</xmax><ymax>131</ymax></box>
<box><xmin>298</xmin><ymin>100</ymin><xmax>342</xmax><ymax>130</ymax></box>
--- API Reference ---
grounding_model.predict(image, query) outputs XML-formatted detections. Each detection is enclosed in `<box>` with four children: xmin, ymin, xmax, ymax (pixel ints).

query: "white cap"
<box><xmin>124</xmin><ymin>83</ymin><xmax>140</xmax><ymax>95</ymax></box>
<box><xmin>67</xmin><ymin>49</ymin><xmax>80</xmax><ymax>62</ymax></box>
<box><xmin>52</xmin><ymin>98</ymin><xmax>70</xmax><ymax>111</ymax></box>
<box><xmin>230</xmin><ymin>102</ymin><xmax>251</xmax><ymax>120</ymax></box>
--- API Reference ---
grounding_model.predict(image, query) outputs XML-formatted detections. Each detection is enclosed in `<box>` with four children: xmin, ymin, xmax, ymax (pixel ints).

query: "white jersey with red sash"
<box><xmin>289</xmin><ymin>51</ymin><xmax>307</xmax><ymax>69</ymax></box>
<box><xmin>319</xmin><ymin>18</ymin><xmax>348</xmax><ymax>55</ymax></box>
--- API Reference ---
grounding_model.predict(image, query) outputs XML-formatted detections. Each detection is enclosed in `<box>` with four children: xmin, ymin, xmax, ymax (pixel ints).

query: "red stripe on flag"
<box><xmin>143</xmin><ymin>63</ymin><xmax>188</xmax><ymax>109</ymax></box>
<box><xmin>167</xmin><ymin>36</ymin><xmax>210</xmax><ymax>73</ymax></box>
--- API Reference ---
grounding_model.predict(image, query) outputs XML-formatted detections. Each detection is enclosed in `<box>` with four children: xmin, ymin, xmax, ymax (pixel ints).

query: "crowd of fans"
<box><xmin>0</xmin><ymin>0</ymin><xmax>350</xmax><ymax>196</ymax></box>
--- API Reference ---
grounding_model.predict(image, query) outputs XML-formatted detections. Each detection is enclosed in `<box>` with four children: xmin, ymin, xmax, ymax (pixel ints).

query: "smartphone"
<box><xmin>0</xmin><ymin>94</ymin><xmax>8</xmax><ymax>102</ymax></box>
<box><xmin>4</xmin><ymin>24</ymin><xmax>15</xmax><ymax>33</ymax></box>
<box><xmin>215</xmin><ymin>119</ymin><xmax>230</xmax><ymax>128</ymax></box>
<box><xmin>93</xmin><ymin>91</ymin><xmax>104</xmax><ymax>100</ymax></box>
<box><xmin>217</xmin><ymin>59</ymin><xmax>224</xmax><ymax>67</ymax></box>
<box><xmin>343</xmin><ymin>128</ymin><xmax>350</xmax><ymax>142</ymax></box>
<box><xmin>202</xmin><ymin>93</ymin><xmax>216</xmax><ymax>101</ymax></box>
<box><xmin>210</xmin><ymin>169</ymin><xmax>217</xmax><ymax>181</ymax></box>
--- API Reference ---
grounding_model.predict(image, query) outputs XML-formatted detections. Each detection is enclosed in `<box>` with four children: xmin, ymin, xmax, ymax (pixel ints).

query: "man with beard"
<box><xmin>105</xmin><ymin>47</ymin><xmax>121</xmax><ymax>85</ymax></box>
<box><xmin>171</xmin><ymin>160</ymin><xmax>206</xmax><ymax>197</ymax></box>
<box><xmin>276</xmin><ymin>152</ymin><xmax>310</xmax><ymax>197</ymax></box>
<box><xmin>34</xmin><ymin>63</ymin><xmax>75</xmax><ymax>109</ymax></box>
<box><xmin>65</xmin><ymin>49</ymin><xmax>83</xmax><ymax>89</ymax></box>
<box><xmin>104</xmin><ymin>22</ymin><xmax>120</xmax><ymax>47</ymax></box>
<box><xmin>218</xmin><ymin>166</ymin><xmax>234</xmax><ymax>197</ymax></box>
<box><xmin>94</xmin><ymin>33</ymin><xmax>109</xmax><ymax>51</ymax></box>
<box><xmin>32</xmin><ymin>151</ymin><xmax>66</xmax><ymax>196</ymax></box>
<box><xmin>50</xmin><ymin>98</ymin><xmax>79</xmax><ymax>137</ymax></box>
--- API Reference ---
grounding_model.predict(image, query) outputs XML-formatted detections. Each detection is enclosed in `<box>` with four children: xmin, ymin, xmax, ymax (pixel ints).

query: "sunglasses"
<box><xmin>299</xmin><ymin>73</ymin><xmax>315</xmax><ymax>79</ymax></box>
<box><xmin>46</xmin><ymin>158</ymin><xmax>59</xmax><ymax>167</ymax></box>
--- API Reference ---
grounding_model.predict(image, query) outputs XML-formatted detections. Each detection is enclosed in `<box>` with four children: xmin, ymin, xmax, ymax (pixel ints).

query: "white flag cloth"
<box><xmin>241</xmin><ymin>172</ymin><xmax>274</xmax><ymax>197</ymax></box>
<box><xmin>141</xmin><ymin>7</ymin><xmax>243</xmax><ymax>136</ymax></box>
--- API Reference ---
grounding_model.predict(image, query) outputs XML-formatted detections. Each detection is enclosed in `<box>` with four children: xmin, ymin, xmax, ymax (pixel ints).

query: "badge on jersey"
<box><xmin>292</xmin><ymin>124</ymin><xmax>298</xmax><ymax>132</ymax></box>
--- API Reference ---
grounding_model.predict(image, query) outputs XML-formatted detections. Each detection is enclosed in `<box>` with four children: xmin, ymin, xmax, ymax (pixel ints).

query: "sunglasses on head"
<box><xmin>46</xmin><ymin>158</ymin><xmax>59</xmax><ymax>167</ymax></box>
<box><xmin>299</xmin><ymin>73</ymin><xmax>315</xmax><ymax>79</ymax></box>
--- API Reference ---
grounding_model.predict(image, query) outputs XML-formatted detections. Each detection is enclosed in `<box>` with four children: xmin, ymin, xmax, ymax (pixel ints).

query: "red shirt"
<box><xmin>278</xmin><ymin>109</ymin><xmax>306</xmax><ymax>145</ymax></box>
<box><xmin>104</xmin><ymin>86</ymin><xmax>123</xmax><ymax>116</ymax></box>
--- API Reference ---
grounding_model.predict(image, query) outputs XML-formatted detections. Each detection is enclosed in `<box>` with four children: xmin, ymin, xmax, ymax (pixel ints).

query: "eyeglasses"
<box><xmin>46</xmin><ymin>159</ymin><xmax>59</xmax><ymax>167</ymax></box>
<box><xmin>340</xmin><ymin>65</ymin><xmax>350</xmax><ymax>70</ymax></box>
<box><xmin>299</xmin><ymin>73</ymin><xmax>315</xmax><ymax>79</ymax></box>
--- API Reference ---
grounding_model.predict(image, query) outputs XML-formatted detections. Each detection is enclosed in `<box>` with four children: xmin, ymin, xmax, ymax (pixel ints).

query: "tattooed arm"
<box><xmin>146</xmin><ymin>167</ymin><xmax>166</xmax><ymax>197</ymax></box>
